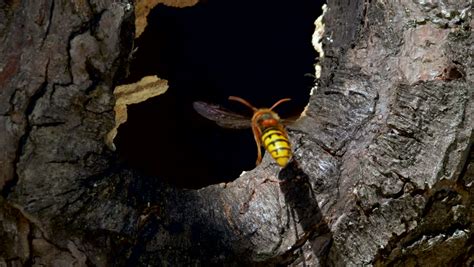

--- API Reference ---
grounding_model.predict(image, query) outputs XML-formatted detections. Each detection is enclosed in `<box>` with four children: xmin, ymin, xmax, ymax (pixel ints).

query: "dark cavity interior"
<box><xmin>115</xmin><ymin>0</ymin><xmax>324</xmax><ymax>189</ymax></box>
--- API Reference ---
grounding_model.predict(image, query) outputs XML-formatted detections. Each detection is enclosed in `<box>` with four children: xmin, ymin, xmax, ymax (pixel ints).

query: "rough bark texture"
<box><xmin>0</xmin><ymin>0</ymin><xmax>472</xmax><ymax>266</ymax></box>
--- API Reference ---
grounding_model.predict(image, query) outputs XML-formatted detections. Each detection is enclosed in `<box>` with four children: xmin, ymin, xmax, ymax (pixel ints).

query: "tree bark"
<box><xmin>0</xmin><ymin>0</ymin><xmax>472</xmax><ymax>266</ymax></box>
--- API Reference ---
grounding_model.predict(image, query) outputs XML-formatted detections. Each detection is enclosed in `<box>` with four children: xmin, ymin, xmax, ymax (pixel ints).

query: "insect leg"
<box><xmin>252</xmin><ymin>124</ymin><xmax>263</xmax><ymax>165</ymax></box>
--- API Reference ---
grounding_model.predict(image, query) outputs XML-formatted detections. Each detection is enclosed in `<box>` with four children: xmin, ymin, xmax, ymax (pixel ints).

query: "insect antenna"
<box><xmin>269</xmin><ymin>98</ymin><xmax>291</xmax><ymax>110</ymax></box>
<box><xmin>228</xmin><ymin>96</ymin><xmax>258</xmax><ymax>112</ymax></box>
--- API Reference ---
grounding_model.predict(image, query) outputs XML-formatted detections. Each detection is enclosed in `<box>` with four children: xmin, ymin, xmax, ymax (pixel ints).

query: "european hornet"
<box><xmin>193</xmin><ymin>96</ymin><xmax>293</xmax><ymax>167</ymax></box>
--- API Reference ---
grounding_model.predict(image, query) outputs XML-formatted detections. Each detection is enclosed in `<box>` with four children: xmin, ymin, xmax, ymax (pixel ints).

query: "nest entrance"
<box><xmin>116</xmin><ymin>0</ymin><xmax>323</xmax><ymax>188</ymax></box>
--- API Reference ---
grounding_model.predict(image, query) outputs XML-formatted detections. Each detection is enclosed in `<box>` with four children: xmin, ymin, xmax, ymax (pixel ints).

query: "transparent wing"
<box><xmin>280</xmin><ymin>115</ymin><xmax>302</xmax><ymax>131</ymax></box>
<box><xmin>280</xmin><ymin>117</ymin><xmax>299</xmax><ymax>126</ymax></box>
<box><xmin>193</xmin><ymin>101</ymin><xmax>251</xmax><ymax>129</ymax></box>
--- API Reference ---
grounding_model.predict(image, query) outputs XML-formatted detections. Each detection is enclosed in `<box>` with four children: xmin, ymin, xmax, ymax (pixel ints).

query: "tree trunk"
<box><xmin>0</xmin><ymin>0</ymin><xmax>472</xmax><ymax>266</ymax></box>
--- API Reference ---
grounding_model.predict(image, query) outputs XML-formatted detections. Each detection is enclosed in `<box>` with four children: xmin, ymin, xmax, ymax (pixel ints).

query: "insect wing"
<box><xmin>280</xmin><ymin>117</ymin><xmax>298</xmax><ymax>126</ymax></box>
<box><xmin>193</xmin><ymin>101</ymin><xmax>251</xmax><ymax>129</ymax></box>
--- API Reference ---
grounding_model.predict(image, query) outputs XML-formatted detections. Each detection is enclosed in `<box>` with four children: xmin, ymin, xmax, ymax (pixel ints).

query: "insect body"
<box><xmin>193</xmin><ymin>96</ymin><xmax>292</xmax><ymax>167</ymax></box>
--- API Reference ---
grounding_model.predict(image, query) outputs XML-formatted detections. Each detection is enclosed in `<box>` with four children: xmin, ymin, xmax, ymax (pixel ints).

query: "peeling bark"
<box><xmin>0</xmin><ymin>0</ymin><xmax>472</xmax><ymax>266</ymax></box>
<box><xmin>105</xmin><ymin>75</ymin><xmax>168</xmax><ymax>150</ymax></box>
<box><xmin>134</xmin><ymin>0</ymin><xmax>199</xmax><ymax>37</ymax></box>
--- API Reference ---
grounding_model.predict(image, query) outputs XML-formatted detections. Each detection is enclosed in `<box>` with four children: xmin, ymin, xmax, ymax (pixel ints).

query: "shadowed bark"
<box><xmin>0</xmin><ymin>0</ymin><xmax>472</xmax><ymax>266</ymax></box>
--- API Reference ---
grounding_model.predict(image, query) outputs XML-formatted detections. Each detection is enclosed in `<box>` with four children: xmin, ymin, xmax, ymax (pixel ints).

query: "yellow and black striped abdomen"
<box><xmin>261</xmin><ymin>126</ymin><xmax>292</xmax><ymax>167</ymax></box>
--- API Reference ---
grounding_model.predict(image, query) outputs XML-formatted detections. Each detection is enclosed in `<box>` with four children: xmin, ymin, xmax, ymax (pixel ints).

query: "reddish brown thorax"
<box><xmin>252</xmin><ymin>110</ymin><xmax>280</xmax><ymax>131</ymax></box>
<box><xmin>261</xmin><ymin>118</ymin><xmax>279</xmax><ymax>127</ymax></box>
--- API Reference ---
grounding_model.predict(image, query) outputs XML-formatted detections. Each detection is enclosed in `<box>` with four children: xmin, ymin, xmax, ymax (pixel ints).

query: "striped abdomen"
<box><xmin>261</xmin><ymin>126</ymin><xmax>292</xmax><ymax>167</ymax></box>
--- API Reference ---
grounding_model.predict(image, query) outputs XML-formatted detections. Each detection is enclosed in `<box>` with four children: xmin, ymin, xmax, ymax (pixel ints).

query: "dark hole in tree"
<box><xmin>115</xmin><ymin>0</ymin><xmax>324</xmax><ymax>189</ymax></box>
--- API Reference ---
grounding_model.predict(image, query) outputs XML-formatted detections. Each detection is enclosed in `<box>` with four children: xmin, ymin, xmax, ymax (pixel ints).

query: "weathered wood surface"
<box><xmin>0</xmin><ymin>0</ymin><xmax>472</xmax><ymax>266</ymax></box>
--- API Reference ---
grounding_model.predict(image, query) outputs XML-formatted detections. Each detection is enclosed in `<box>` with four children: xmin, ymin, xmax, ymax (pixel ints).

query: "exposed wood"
<box><xmin>134</xmin><ymin>0</ymin><xmax>199</xmax><ymax>37</ymax></box>
<box><xmin>105</xmin><ymin>75</ymin><xmax>168</xmax><ymax>150</ymax></box>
